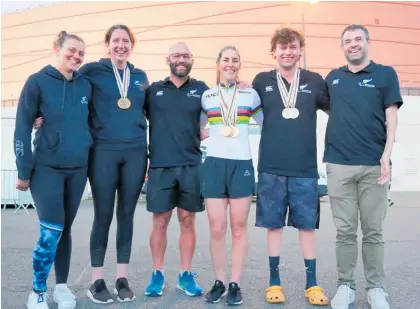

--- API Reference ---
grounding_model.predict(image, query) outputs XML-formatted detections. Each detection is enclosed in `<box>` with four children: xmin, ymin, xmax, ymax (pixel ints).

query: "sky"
<box><xmin>1</xmin><ymin>1</ymin><xmax>64</xmax><ymax>14</ymax></box>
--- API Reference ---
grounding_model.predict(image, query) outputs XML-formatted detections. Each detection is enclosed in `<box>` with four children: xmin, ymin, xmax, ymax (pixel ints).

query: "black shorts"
<box><xmin>146</xmin><ymin>165</ymin><xmax>204</xmax><ymax>213</ymax></box>
<box><xmin>201</xmin><ymin>156</ymin><xmax>255</xmax><ymax>199</ymax></box>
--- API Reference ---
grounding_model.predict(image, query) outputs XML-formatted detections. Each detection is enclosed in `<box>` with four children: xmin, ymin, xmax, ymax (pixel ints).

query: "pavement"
<box><xmin>2</xmin><ymin>191</ymin><xmax>420</xmax><ymax>309</ymax></box>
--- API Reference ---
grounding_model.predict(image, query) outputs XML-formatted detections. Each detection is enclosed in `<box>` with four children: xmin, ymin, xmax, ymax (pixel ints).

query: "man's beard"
<box><xmin>169</xmin><ymin>61</ymin><xmax>192</xmax><ymax>77</ymax></box>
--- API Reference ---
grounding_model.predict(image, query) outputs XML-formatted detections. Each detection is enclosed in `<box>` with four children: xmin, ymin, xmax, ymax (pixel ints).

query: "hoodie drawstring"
<box><xmin>61</xmin><ymin>79</ymin><xmax>66</xmax><ymax>110</ymax></box>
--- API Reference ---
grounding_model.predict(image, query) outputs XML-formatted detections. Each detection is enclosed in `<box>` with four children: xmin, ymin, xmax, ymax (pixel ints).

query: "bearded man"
<box><xmin>143</xmin><ymin>42</ymin><xmax>208</xmax><ymax>298</ymax></box>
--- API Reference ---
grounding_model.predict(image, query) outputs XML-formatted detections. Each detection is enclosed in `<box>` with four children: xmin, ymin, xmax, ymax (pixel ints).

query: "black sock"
<box><xmin>269</xmin><ymin>256</ymin><xmax>281</xmax><ymax>286</ymax></box>
<box><xmin>304</xmin><ymin>259</ymin><xmax>317</xmax><ymax>289</ymax></box>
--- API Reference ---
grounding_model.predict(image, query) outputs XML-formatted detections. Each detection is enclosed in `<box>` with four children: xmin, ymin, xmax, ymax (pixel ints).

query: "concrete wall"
<box><xmin>3</xmin><ymin>95</ymin><xmax>419</xmax><ymax>191</ymax></box>
<box><xmin>2</xmin><ymin>1</ymin><xmax>420</xmax><ymax>101</ymax></box>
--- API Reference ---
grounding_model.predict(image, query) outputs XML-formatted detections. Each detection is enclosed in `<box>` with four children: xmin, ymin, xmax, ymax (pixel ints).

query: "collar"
<box><xmin>218</xmin><ymin>81</ymin><xmax>236</xmax><ymax>89</ymax></box>
<box><xmin>163</xmin><ymin>76</ymin><xmax>191</xmax><ymax>85</ymax></box>
<box><xmin>340</xmin><ymin>60</ymin><xmax>377</xmax><ymax>73</ymax></box>
<box><xmin>98</xmin><ymin>58</ymin><xmax>134</xmax><ymax>71</ymax></box>
<box><xmin>268</xmin><ymin>68</ymin><xmax>309</xmax><ymax>83</ymax></box>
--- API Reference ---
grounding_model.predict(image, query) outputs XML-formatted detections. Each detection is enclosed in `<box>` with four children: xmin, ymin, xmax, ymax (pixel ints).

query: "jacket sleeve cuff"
<box><xmin>18</xmin><ymin>168</ymin><xmax>32</xmax><ymax>181</ymax></box>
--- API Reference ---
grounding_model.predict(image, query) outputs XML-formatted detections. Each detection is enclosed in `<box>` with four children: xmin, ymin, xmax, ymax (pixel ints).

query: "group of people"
<box><xmin>13</xmin><ymin>23</ymin><xmax>401</xmax><ymax>309</ymax></box>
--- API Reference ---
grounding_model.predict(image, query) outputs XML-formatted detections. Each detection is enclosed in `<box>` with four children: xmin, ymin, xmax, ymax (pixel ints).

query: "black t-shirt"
<box><xmin>145</xmin><ymin>77</ymin><xmax>209</xmax><ymax>168</ymax></box>
<box><xmin>252</xmin><ymin>69</ymin><xmax>329</xmax><ymax>179</ymax></box>
<box><xmin>324</xmin><ymin>61</ymin><xmax>403</xmax><ymax>166</ymax></box>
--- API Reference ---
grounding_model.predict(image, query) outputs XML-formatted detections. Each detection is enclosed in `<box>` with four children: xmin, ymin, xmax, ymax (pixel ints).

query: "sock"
<box><xmin>269</xmin><ymin>256</ymin><xmax>281</xmax><ymax>286</ymax></box>
<box><xmin>304</xmin><ymin>259</ymin><xmax>317</xmax><ymax>289</ymax></box>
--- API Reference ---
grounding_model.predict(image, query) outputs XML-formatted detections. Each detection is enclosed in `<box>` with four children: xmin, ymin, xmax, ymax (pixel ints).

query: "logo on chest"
<box><xmin>187</xmin><ymin>89</ymin><xmax>201</xmax><ymax>98</ymax></box>
<box><xmin>358</xmin><ymin>79</ymin><xmax>375</xmax><ymax>88</ymax></box>
<box><xmin>298</xmin><ymin>84</ymin><xmax>312</xmax><ymax>94</ymax></box>
<box><xmin>205</xmin><ymin>92</ymin><xmax>218</xmax><ymax>99</ymax></box>
<box><xmin>134</xmin><ymin>80</ymin><xmax>147</xmax><ymax>90</ymax></box>
<box><xmin>80</xmin><ymin>96</ymin><xmax>88</xmax><ymax>104</ymax></box>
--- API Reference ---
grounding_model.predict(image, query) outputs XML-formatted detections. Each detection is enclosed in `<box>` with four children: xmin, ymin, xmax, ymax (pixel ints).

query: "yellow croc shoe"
<box><xmin>266</xmin><ymin>285</ymin><xmax>285</xmax><ymax>304</ymax></box>
<box><xmin>305</xmin><ymin>286</ymin><xmax>329</xmax><ymax>306</ymax></box>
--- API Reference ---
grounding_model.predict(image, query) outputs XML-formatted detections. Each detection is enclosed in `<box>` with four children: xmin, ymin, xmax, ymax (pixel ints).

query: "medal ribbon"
<box><xmin>112</xmin><ymin>62</ymin><xmax>130</xmax><ymax>99</ymax></box>
<box><xmin>276</xmin><ymin>68</ymin><xmax>300</xmax><ymax>109</ymax></box>
<box><xmin>218</xmin><ymin>84</ymin><xmax>238</xmax><ymax>127</ymax></box>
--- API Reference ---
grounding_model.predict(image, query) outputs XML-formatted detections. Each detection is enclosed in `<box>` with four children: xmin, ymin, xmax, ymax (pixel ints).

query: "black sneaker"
<box><xmin>226</xmin><ymin>282</ymin><xmax>243</xmax><ymax>306</ymax></box>
<box><xmin>204</xmin><ymin>280</ymin><xmax>227</xmax><ymax>303</ymax></box>
<box><xmin>114</xmin><ymin>277</ymin><xmax>136</xmax><ymax>302</ymax></box>
<box><xmin>87</xmin><ymin>279</ymin><xmax>114</xmax><ymax>304</ymax></box>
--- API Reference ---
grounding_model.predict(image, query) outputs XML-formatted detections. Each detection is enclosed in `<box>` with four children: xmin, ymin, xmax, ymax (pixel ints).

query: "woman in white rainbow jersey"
<box><xmin>200</xmin><ymin>46</ymin><xmax>263</xmax><ymax>306</ymax></box>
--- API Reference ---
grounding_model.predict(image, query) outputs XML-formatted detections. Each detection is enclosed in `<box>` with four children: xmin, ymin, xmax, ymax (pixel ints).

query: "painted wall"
<box><xmin>2</xmin><ymin>1</ymin><xmax>420</xmax><ymax>100</ymax></box>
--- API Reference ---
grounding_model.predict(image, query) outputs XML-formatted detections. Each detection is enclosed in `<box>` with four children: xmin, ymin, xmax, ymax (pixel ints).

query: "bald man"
<box><xmin>143</xmin><ymin>42</ymin><xmax>209</xmax><ymax>297</ymax></box>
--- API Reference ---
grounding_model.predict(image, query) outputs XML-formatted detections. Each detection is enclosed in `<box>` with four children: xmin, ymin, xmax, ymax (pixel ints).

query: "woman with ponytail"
<box><xmin>14</xmin><ymin>30</ymin><xmax>91</xmax><ymax>309</ymax></box>
<box><xmin>200</xmin><ymin>46</ymin><xmax>263</xmax><ymax>306</ymax></box>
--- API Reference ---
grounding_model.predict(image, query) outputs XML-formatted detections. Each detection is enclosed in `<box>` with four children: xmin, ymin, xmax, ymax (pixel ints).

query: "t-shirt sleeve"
<box><xmin>251</xmin><ymin>89</ymin><xmax>263</xmax><ymax>128</ymax></box>
<box><xmin>315</xmin><ymin>74</ymin><xmax>330</xmax><ymax>112</ymax></box>
<box><xmin>383</xmin><ymin>67</ymin><xmax>403</xmax><ymax>109</ymax></box>
<box><xmin>200</xmin><ymin>90</ymin><xmax>209</xmax><ymax>128</ymax></box>
<box><xmin>251</xmin><ymin>74</ymin><xmax>263</xmax><ymax>105</ymax></box>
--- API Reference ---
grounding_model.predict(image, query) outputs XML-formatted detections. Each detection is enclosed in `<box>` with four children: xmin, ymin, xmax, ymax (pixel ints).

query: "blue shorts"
<box><xmin>255</xmin><ymin>172</ymin><xmax>320</xmax><ymax>230</ymax></box>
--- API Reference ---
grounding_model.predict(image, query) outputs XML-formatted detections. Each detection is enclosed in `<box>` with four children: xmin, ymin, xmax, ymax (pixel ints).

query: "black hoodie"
<box><xmin>14</xmin><ymin>65</ymin><xmax>93</xmax><ymax>180</ymax></box>
<box><xmin>78</xmin><ymin>58</ymin><xmax>149</xmax><ymax>150</ymax></box>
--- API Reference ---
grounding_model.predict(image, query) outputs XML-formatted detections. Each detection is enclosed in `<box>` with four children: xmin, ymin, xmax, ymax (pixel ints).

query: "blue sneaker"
<box><xmin>177</xmin><ymin>271</ymin><xmax>203</xmax><ymax>296</ymax></box>
<box><xmin>145</xmin><ymin>270</ymin><xmax>165</xmax><ymax>297</ymax></box>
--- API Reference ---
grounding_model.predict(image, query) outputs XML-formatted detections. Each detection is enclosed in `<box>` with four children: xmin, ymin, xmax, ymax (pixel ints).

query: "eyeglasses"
<box><xmin>170</xmin><ymin>53</ymin><xmax>193</xmax><ymax>60</ymax></box>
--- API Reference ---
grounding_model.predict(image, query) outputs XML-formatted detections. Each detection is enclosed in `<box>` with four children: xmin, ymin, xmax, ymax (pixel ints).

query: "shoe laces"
<box><xmin>183</xmin><ymin>271</ymin><xmax>198</xmax><ymax>278</ymax></box>
<box><xmin>369</xmin><ymin>288</ymin><xmax>389</xmax><ymax>301</ymax></box>
<box><xmin>36</xmin><ymin>292</ymin><xmax>45</xmax><ymax>304</ymax></box>
<box><xmin>116</xmin><ymin>278</ymin><xmax>130</xmax><ymax>291</ymax></box>
<box><xmin>210</xmin><ymin>280</ymin><xmax>224</xmax><ymax>293</ymax></box>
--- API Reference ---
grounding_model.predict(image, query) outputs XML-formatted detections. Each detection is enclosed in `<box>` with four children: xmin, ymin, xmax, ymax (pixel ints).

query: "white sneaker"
<box><xmin>27</xmin><ymin>291</ymin><xmax>49</xmax><ymax>309</ymax></box>
<box><xmin>367</xmin><ymin>288</ymin><xmax>390</xmax><ymax>309</ymax></box>
<box><xmin>331</xmin><ymin>284</ymin><xmax>356</xmax><ymax>309</ymax></box>
<box><xmin>53</xmin><ymin>284</ymin><xmax>76</xmax><ymax>309</ymax></box>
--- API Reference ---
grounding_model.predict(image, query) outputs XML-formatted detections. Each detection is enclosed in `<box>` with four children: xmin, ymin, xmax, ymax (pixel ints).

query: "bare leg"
<box><xmin>206</xmin><ymin>198</ymin><xmax>229</xmax><ymax>283</ymax></box>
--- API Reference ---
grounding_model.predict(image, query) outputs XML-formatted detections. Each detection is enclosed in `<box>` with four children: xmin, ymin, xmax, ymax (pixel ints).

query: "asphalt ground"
<box><xmin>2</xmin><ymin>191</ymin><xmax>419</xmax><ymax>309</ymax></box>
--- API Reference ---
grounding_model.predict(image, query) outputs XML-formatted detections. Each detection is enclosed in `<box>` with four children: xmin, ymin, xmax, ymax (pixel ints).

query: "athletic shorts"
<box><xmin>146</xmin><ymin>165</ymin><xmax>204</xmax><ymax>213</ymax></box>
<box><xmin>201</xmin><ymin>156</ymin><xmax>255</xmax><ymax>199</ymax></box>
<box><xmin>255</xmin><ymin>172</ymin><xmax>320</xmax><ymax>230</ymax></box>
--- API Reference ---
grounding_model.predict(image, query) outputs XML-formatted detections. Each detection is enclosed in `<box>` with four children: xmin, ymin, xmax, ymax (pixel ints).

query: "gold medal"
<box><xmin>117</xmin><ymin>97</ymin><xmax>131</xmax><ymax>109</ymax></box>
<box><xmin>231</xmin><ymin>127</ymin><xmax>239</xmax><ymax>137</ymax></box>
<box><xmin>221</xmin><ymin>126</ymin><xmax>233</xmax><ymax>137</ymax></box>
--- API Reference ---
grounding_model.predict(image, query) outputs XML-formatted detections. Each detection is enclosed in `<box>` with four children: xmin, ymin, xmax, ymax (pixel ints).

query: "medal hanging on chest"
<box><xmin>219</xmin><ymin>84</ymin><xmax>239</xmax><ymax>138</ymax></box>
<box><xmin>277</xmin><ymin>68</ymin><xmax>300</xmax><ymax>119</ymax></box>
<box><xmin>112</xmin><ymin>62</ymin><xmax>131</xmax><ymax>109</ymax></box>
